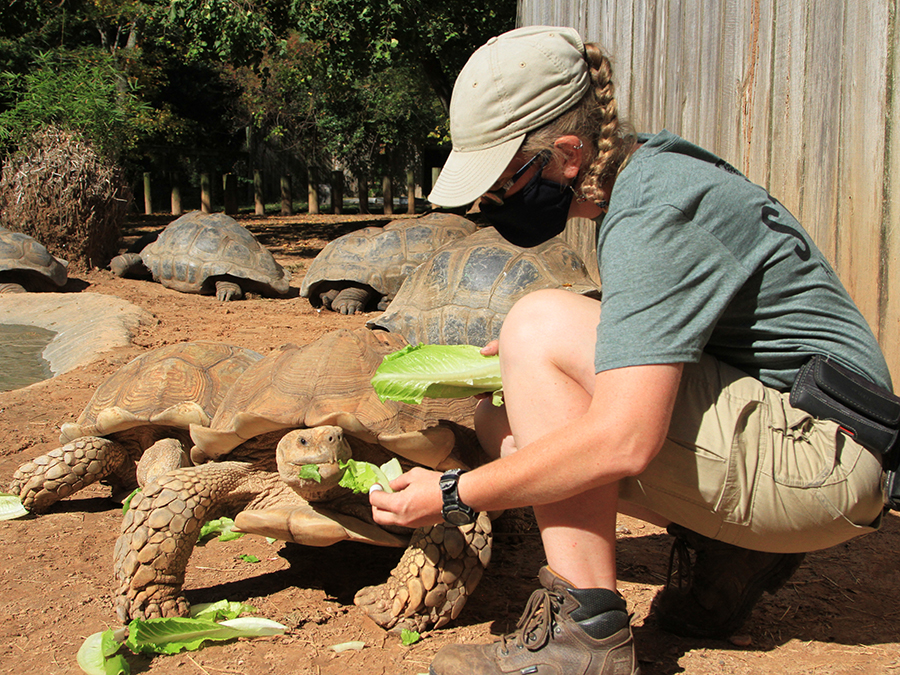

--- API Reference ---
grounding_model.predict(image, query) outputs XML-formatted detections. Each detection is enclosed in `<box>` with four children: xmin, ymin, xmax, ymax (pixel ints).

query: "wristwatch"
<box><xmin>440</xmin><ymin>469</ymin><xmax>475</xmax><ymax>526</ymax></box>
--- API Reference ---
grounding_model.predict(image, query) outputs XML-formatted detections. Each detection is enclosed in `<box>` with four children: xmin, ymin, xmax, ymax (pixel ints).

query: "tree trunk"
<box><xmin>170</xmin><ymin>177</ymin><xmax>182</xmax><ymax>216</ymax></box>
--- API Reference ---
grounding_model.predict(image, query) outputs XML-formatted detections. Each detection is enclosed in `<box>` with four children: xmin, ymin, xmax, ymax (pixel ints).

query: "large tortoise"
<box><xmin>9</xmin><ymin>342</ymin><xmax>262</xmax><ymax>512</ymax></box>
<box><xmin>114</xmin><ymin>327</ymin><xmax>491</xmax><ymax>631</ymax></box>
<box><xmin>300</xmin><ymin>213</ymin><xmax>476</xmax><ymax>314</ymax></box>
<box><xmin>111</xmin><ymin>211</ymin><xmax>291</xmax><ymax>301</ymax></box>
<box><xmin>0</xmin><ymin>227</ymin><xmax>68</xmax><ymax>294</ymax></box>
<box><xmin>368</xmin><ymin>227</ymin><xmax>601</xmax><ymax>345</ymax></box>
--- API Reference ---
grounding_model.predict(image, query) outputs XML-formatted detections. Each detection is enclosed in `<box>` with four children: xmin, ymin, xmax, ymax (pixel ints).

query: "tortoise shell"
<box><xmin>190</xmin><ymin>327</ymin><xmax>479</xmax><ymax>470</ymax></box>
<box><xmin>60</xmin><ymin>341</ymin><xmax>264</xmax><ymax>444</ymax></box>
<box><xmin>0</xmin><ymin>227</ymin><xmax>68</xmax><ymax>291</ymax></box>
<box><xmin>300</xmin><ymin>213</ymin><xmax>476</xmax><ymax>308</ymax></box>
<box><xmin>140</xmin><ymin>211</ymin><xmax>290</xmax><ymax>297</ymax></box>
<box><xmin>369</xmin><ymin>227</ymin><xmax>601</xmax><ymax>346</ymax></box>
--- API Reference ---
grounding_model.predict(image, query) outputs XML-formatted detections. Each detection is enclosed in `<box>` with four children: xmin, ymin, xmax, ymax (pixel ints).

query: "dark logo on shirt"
<box><xmin>761</xmin><ymin>195</ymin><xmax>810</xmax><ymax>261</ymax></box>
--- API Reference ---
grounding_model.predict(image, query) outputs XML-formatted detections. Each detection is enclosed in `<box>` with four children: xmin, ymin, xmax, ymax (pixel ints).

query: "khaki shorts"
<box><xmin>619</xmin><ymin>354</ymin><xmax>885</xmax><ymax>553</ymax></box>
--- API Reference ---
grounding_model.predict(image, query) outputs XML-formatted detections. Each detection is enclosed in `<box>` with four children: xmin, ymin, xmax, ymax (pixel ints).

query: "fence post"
<box><xmin>254</xmin><ymin>170</ymin><xmax>265</xmax><ymax>215</ymax></box>
<box><xmin>382</xmin><ymin>175</ymin><xmax>393</xmax><ymax>215</ymax></box>
<box><xmin>307</xmin><ymin>167</ymin><xmax>319</xmax><ymax>215</ymax></box>
<box><xmin>331</xmin><ymin>170</ymin><xmax>343</xmax><ymax>214</ymax></box>
<box><xmin>143</xmin><ymin>172</ymin><xmax>152</xmax><ymax>214</ymax></box>
<box><xmin>406</xmin><ymin>167</ymin><xmax>416</xmax><ymax>214</ymax></box>
<box><xmin>280</xmin><ymin>174</ymin><xmax>293</xmax><ymax>216</ymax></box>
<box><xmin>200</xmin><ymin>172</ymin><xmax>212</xmax><ymax>213</ymax></box>
<box><xmin>223</xmin><ymin>173</ymin><xmax>238</xmax><ymax>215</ymax></box>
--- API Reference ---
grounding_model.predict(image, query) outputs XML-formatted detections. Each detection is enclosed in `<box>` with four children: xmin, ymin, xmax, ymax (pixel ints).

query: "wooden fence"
<box><xmin>522</xmin><ymin>0</ymin><xmax>900</xmax><ymax>384</ymax></box>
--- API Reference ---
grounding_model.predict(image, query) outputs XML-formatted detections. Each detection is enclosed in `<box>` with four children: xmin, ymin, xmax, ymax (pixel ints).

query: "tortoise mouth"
<box><xmin>276</xmin><ymin>426</ymin><xmax>352</xmax><ymax>495</ymax></box>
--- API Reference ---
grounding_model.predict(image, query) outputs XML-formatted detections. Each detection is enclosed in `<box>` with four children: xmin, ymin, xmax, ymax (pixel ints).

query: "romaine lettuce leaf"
<box><xmin>124</xmin><ymin>616</ymin><xmax>286</xmax><ymax>655</ymax></box>
<box><xmin>370</xmin><ymin>344</ymin><xmax>502</xmax><ymax>405</ymax></box>
<box><xmin>338</xmin><ymin>458</ymin><xmax>403</xmax><ymax>493</ymax></box>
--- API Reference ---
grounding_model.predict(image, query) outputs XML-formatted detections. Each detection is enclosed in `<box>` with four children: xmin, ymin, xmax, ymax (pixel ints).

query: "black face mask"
<box><xmin>479</xmin><ymin>163</ymin><xmax>573</xmax><ymax>248</ymax></box>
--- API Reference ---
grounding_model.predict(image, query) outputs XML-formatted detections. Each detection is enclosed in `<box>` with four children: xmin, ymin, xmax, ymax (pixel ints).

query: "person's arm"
<box><xmin>369</xmin><ymin>362</ymin><xmax>683</xmax><ymax>528</ymax></box>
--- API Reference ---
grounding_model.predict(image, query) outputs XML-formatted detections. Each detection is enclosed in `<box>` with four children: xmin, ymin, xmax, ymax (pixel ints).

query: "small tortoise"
<box><xmin>114</xmin><ymin>327</ymin><xmax>491</xmax><ymax>631</ymax></box>
<box><xmin>111</xmin><ymin>211</ymin><xmax>291</xmax><ymax>301</ymax></box>
<box><xmin>0</xmin><ymin>227</ymin><xmax>68</xmax><ymax>294</ymax></box>
<box><xmin>368</xmin><ymin>227</ymin><xmax>601</xmax><ymax>345</ymax></box>
<box><xmin>9</xmin><ymin>342</ymin><xmax>262</xmax><ymax>512</ymax></box>
<box><xmin>300</xmin><ymin>213</ymin><xmax>476</xmax><ymax>314</ymax></box>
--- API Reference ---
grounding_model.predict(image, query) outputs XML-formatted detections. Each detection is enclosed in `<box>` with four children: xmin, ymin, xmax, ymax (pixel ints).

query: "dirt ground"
<box><xmin>1</xmin><ymin>212</ymin><xmax>898</xmax><ymax>675</ymax></box>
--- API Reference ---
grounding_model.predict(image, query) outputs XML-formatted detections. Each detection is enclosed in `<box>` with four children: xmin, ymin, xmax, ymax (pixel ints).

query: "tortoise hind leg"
<box><xmin>354</xmin><ymin>511</ymin><xmax>492</xmax><ymax>631</ymax></box>
<box><xmin>9</xmin><ymin>437</ymin><xmax>130</xmax><ymax>513</ymax></box>
<box><xmin>135</xmin><ymin>438</ymin><xmax>191</xmax><ymax>487</ymax></box>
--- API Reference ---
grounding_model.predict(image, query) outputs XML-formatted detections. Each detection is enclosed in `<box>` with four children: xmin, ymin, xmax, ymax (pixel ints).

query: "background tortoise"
<box><xmin>300</xmin><ymin>213</ymin><xmax>476</xmax><ymax>314</ymax></box>
<box><xmin>114</xmin><ymin>327</ymin><xmax>491</xmax><ymax>631</ymax></box>
<box><xmin>9</xmin><ymin>341</ymin><xmax>262</xmax><ymax>512</ymax></box>
<box><xmin>111</xmin><ymin>211</ymin><xmax>291</xmax><ymax>301</ymax></box>
<box><xmin>368</xmin><ymin>227</ymin><xmax>601</xmax><ymax>345</ymax></box>
<box><xmin>0</xmin><ymin>227</ymin><xmax>68</xmax><ymax>294</ymax></box>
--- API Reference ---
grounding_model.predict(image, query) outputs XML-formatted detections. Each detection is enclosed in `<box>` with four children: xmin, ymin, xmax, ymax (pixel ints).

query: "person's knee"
<box><xmin>474</xmin><ymin>397</ymin><xmax>517</xmax><ymax>459</ymax></box>
<box><xmin>499</xmin><ymin>289</ymin><xmax>601</xmax><ymax>366</ymax></box>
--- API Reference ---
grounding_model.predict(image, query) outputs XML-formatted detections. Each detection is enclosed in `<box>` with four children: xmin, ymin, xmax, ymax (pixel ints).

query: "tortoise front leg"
<box><xmin>114</xmin><ymin>460</ymin><xmax>260</xmax><ymax>622</ymax></box>
<box><xmin>354</xmin><ymin>511</ymin><xmax>492</xmax><ymax>631</ymax></box>
<box><xmin>9</xmin><ymin>437</ymin><xmax>130</xmax><ymax>513</ymax></box>
<box><xmin>214</xmin><ymin>279</ymin><xmax>243</xmax><ymax>301</ymax></box>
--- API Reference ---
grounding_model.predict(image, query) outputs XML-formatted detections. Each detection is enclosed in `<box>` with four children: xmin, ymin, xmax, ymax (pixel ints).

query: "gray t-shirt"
<box><xmin>595</xmin><ymin>130</ymin><xmax>891</xmax><ymax>391</ymax></box>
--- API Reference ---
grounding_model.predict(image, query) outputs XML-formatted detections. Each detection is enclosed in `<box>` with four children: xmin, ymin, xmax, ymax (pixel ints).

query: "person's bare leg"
<box><xmin>494</xmin><ymin>289</ymin><xmax>618</xmax><ymax>590</ymax></box>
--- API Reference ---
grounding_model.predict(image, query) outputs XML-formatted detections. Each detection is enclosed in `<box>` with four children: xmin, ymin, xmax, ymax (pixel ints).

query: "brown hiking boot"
<box><xmin>652</xmin><ymin>524</ymin><xmax>805</xmax><ymax>639</ymax></box>
<box><xmin>429</xmin><ymin>566</ymin><xmax>639</xmax><ymax>675</ymax></box>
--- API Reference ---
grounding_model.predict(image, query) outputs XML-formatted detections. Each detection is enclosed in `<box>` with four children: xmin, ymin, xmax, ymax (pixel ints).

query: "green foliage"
<box><xmin>0</xmin><ymin>49</ymin><xmax>151</xmax><ymax>159</ymax></box>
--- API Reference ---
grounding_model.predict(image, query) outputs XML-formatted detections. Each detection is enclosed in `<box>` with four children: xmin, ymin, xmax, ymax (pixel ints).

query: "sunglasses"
<box><xmin>484</xmin><ymin>151</ymin><xmax>551</xmax><ymax>204</ymax></box>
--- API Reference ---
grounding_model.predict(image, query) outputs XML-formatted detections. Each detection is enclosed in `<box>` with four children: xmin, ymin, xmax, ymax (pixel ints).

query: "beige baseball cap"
<box><xmin>428</xmin><ymin>26</ymin><xmax>591</xmax><ymax>208</ymax></box>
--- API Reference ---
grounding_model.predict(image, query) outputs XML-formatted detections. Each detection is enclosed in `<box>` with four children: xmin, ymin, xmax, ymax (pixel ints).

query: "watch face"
<box><xmin>444</xmin><ymin>509</ymin><xmax>473</xmax><ymax>526</ymax></box>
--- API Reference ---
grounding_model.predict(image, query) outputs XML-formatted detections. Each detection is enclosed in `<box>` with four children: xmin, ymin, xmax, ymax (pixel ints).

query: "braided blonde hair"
<box><xmin>521</xmin><ymin>42</ymin><xmax>635</xmax><ymax>205</ymax></box>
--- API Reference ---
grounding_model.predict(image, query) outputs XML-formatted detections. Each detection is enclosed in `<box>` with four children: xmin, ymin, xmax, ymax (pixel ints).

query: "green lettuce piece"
<box><xmin>190</xmin><ymin>600</ymin><xmax>257</xmax><ymax>622</ymax></box>
<box><xmin>298</xmin><ymin>464</ymin><xmax>322</xmax><ymax>482</ymax></box>
<box><xmin>197</xmin><ymin>517</ymin><xmax>245</xmax><ymax>544</ymax></box>
<box><xmin>338</xmin><ymin>457</ymin><xmax>402</xmax><ymax>494</ymax></box>
<box><xmin>124</xmin><ymin>616</ymin><xmax>286</xmax><ymax>655</ymax></box>
<box><xmin>238</xmin><ymin>554</ymin><xmax>260</xmax><ymax>563</ymax></box>
<box><xmin>370</xmin><ymin>344</ymin><xmax>502</xmax><ymax>405</ymax></box>
<box><xmin>0</xmin><ymin>493</ymin><xmax>29</xmax><ymax>520</ymax></box>
<box><xmin>76</xmin><ymin>629</ymin><xmax>129</xmax><ymax>675</ymax></box>
<box><xmin>121</xmin><ymin>488</ymin><xmax>140</xmax><ymax>515</ymax></box>
<box><xmin>400</xmin><ymin>628</ymin><xmax>421</xmax><ymax>645</ymax></box>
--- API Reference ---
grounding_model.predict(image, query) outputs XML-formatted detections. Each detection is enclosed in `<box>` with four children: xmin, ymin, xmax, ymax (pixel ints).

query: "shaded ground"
<box><xmin>1</xmin><ymin>212</ymin><xmax>898</xmax><ymax>675</ymax></box>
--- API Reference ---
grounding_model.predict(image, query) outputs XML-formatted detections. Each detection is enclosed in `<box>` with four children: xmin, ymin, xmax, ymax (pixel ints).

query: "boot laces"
<box><xmin>500</xmin><ymin>587</ymin><xmax>562</xmax><ymax>654</ymax></box>
<box><xmin>665</xmin><ymin>533</ymin><xmax>693</xmax><ymax>591</ymax></box>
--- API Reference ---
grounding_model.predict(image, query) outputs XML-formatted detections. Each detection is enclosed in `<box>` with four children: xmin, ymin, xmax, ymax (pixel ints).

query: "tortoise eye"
<box><xmin>299</xmin><ymin>437</ymin><xmax>308</xmax><ymax>446</ymax></box>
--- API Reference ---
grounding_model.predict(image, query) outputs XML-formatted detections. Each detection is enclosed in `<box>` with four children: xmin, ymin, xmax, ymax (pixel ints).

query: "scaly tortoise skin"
<box><xmin>9</xmin><ymin>342</ymin><xmax>262</xmax><ymax>512</ymax></box>
<box><xmin>0</xmin><ymin>227</ymin><xmax>68</xmax><ymax>294</ymax></box>
<box><xmin>114</xmin><ymin>327</ymin><xmax>491</xmax><ymax>631</ymax></box>
<box><xmin>137</xmin><ymin>211</ymin><xmax>291</xmax><ymax>301</ymax></box>
<box><xmin>369</xmin><ymin>227</ymin><xmax>601</xmax><ymax>346</ymax></box>
<box><xmin>300</xmin><ymin>213</ymin><xmax>476</xmax><ymax>314</ymax></box>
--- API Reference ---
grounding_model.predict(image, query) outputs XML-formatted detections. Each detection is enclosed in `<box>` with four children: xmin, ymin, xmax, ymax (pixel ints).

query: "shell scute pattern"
<box><xmin>141</xmin><ymin>211</ymin><xmax>289</xmax><ymax>297</ymax></box>
<box><xmin>0</xmin><ymin>228</ymin><xmax>67</xmax><ymax>290</ymax></box>
<box><xmin>369</xmin><ymin>227</ymin><xmax>601</xmax><ymax>345</ymax></box>
<box><xmin>300</xmin><ymin>213</ymin><xmax>476</xmax><ymax>311</ymax></box>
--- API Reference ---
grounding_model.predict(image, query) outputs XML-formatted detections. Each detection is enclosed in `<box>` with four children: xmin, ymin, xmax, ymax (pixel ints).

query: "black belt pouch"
<box><xmin>789</xmin><ymin>355</ymin><xmax>900</xmax><ymax>510</ymax></box>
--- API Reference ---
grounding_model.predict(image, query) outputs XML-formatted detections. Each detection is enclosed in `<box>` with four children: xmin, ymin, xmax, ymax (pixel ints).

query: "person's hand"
<box><xmin>369</xmin><ymin>467</ymin><xmax>444</xmax><ymax>529</ymax></box>
<box><xmin>480</xmin><ymin>339</ymin><xmax>499</xmax><ymax>357</ymax></box>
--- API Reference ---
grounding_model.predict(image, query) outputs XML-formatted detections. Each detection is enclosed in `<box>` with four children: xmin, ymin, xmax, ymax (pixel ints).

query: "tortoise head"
<box><xmin>276</xmin><ymin>425</ymin><xmax>352</xmax><ymax>501</ymax></box>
